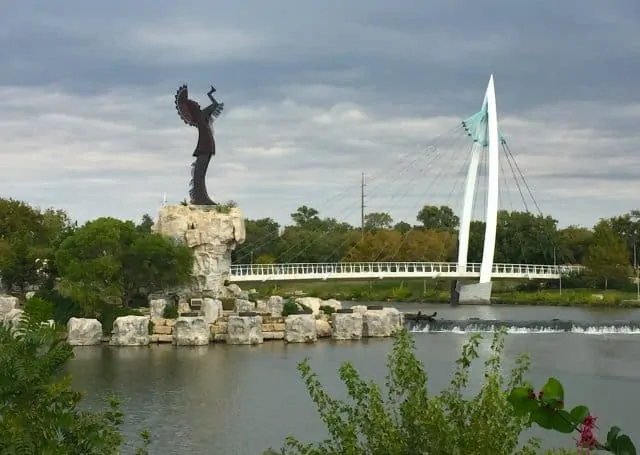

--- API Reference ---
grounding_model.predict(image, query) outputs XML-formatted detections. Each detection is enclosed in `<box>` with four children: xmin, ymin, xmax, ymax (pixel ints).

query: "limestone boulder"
<box><xmin>284</xmin><ymin>314</ymin><xmax>317</xmax><ymax>343</ymax></box>
<box><xmin>173</xmin><ymin>316</ymin><xmax>210</xmax><ymax>346</ymax></box>
<box><xmin>382</xmin><ymin>307</ymin><xmax>403</xmax><ymax>332</ymax></box>
<box><xmin>322</xmin><ymin>299</ymin><xmax>343</xmax><ymax>311</ymax></box>
<box><xmin>267</xmin><ymin>296</ymin><xmax>284</xmax><ymax>317</ymax></box>
<box><xmin>227</xmin><ymin>315</ymin><xmax>263</xmax><ymax>345</ymax></box>
<box><xmin>226</xmin><ymin>283</ymin><xmax>249</xmax><ymax>300</ymax></box>
<box><xmin>3</xmin><ymin>308</ymin><xmax>24</xmax><ymax>330</ymax></box>
<box><xmin>149</xmin><ymin>298</ymin><xmax>168</xmax><ymax>319</ymax></box>
<box><xmin>0</xmin><ymin>295</ymin><xmax>18</xmax><ymax>319</ymax></box>
<box><xmin>202</xmin><ymin>298</ymin><xmax>223</xmax><ymax>323</ymax></box>
<box><xmin>255</xmin><ymin>299</ymin><xmax>269</xmax><ymax>313</ymax></box>
<box><xmin>153</xmin><ymin>204</ymin><xmax>246</xmax><ymax>297</ymax></box>
<box><xmin>234</xmin><ymin>299</ymin><xmax>255</xmax><ymax>313</ymax></box>
<box><xmin>315</xmin><ymin>319</ymin><xmax>332</xmax><ymax>338</ymax></box>
<box><xmin>67</xmin><ymin>318</ymin><xmax>103</xmax><ymax>346</ymax></box>
<box><xmin>110</xmin><ymin>316</ymin><xmax>150</xmax><ymax>346</ymax></box>
<box><xmin>331</xmin><ymin>312</ymin><xmax>363</xmax><ymax>340</ymax></box>
<box><xmin>363</xmin><ymin>309</ymin><xmax>395</xmax><ymax>337</ymax></box>
<box><xmin>25</xmin><ymin>291</ymin><xmax>36</xmax><ymax>301</ymax></box>
<box><xmin>295</xmin><ymin>297</ymin><xmax>323</xmax><ymax>315</ymax></box>
<box><xmin>351</xmin><ymin>305</ymin><xmax>368</xmax><ymax>314</ymax></box>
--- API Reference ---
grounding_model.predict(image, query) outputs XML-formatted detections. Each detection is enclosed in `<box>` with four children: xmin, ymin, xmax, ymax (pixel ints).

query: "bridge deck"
<box><xmin>229</xmin><ymin>262</ymin><xmax>583</xmax><ymax>282</ymax></box>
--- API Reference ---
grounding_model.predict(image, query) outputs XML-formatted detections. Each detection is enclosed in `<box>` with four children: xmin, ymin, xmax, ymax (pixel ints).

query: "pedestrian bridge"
<box><xmin>228</xmin><ymin>262</ymin><xmax>584</xmax><ymax>282</ymax></box>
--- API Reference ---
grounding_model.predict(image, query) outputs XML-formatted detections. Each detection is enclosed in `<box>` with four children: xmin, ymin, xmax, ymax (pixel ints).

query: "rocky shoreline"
<box><xmin>67</xmin><ymin>296</ymin><xmax>404</xmax><ymax>347</ymax></box>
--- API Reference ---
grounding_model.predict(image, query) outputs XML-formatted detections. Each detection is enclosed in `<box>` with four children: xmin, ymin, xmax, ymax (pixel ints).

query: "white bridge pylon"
<box><xmin>457</xmin><ymin>75</ymin><xmax>501</xmax><ymax>285</ymax></box>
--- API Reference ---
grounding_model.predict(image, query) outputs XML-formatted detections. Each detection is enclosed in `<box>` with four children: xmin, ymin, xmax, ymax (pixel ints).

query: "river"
<box><xmin>68</xmin><ymin>304</ymin><xmax>640</xmax><ymax>454</ymax></box>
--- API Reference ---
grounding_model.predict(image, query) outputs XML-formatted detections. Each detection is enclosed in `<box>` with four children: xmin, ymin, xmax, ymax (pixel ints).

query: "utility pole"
<box><xmin>360</xmin><ymin>172</ymin><xmax>366</xmax><ymax>238</ymax></box>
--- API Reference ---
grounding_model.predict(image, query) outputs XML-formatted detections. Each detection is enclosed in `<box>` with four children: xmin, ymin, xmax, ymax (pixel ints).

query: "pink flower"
<box><xmin>575</xmin><ymin>414</ymin><xmax>599</xmax><ymax>452</ymax></box>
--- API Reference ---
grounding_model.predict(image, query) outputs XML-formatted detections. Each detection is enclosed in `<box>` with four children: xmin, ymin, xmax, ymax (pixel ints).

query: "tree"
<box><xmin>558</xmin><ymin>225</ymin><xmax>593</xmax><ymax>264</ymax></box>
<box><xmin>416</xmin><ymin>205</ymin><xmax>459</xmax><ymax>232</ymax></box>
<box><xmin>364</xmin><ymin>212</ymin><xmax>393</xmax><ymax>231</ymax></box>
<box><xmin>494</xmin><ymin>211</ymin><xmax>560</xmax><ymax>264</ymax></box>
<box><xmin>55</xmin><ymin>217</ymin><xmax>193</xmax><ymax>314</ymax></box>
<box><xmin>136</xmin><ymin>214</ymin><xmax>155</xmax><ymax>233</ymax></box>
<box><xmin>393</xmin><ymin>221</ymin><xmax>411</xmax><ymax>234</ymax></box>
<box><xmin>0</xmin><ymin>199</ymin><xmax>72</xmax><ymax>293</ymax></box>
<box><xmin>291</xmin><ymin>206</ymin><xmax>321</xmax><ymax>228</ymax></box>
<box><xmin>233</xmin><ymin>218</ymin><xmax>281</xmax><ymax>264</ymax></box>
<box><xmin>583</xmin><ymin>220</ymin><xmax>630</xmax><ymax>289</ymax></box>
<box><xmin>0</xmin><ymin>314</ymin><xmax>138</xmax><ymax>454</ymax></box>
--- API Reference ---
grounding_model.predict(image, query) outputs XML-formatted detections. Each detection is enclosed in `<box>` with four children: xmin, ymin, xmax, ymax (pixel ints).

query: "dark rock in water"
<box><xmin>405</xmin><ymin>311</ymin><xmax>438</xmax><ymax>322</ymax></box>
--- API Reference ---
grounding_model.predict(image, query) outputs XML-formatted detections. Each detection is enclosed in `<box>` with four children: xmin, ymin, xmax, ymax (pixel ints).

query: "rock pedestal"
<box><xmin>284</xmin><ymin>314</ymin><xmax>317</xmax><ymax>343</ymax></box>
<box><xmin>363</xmin><ymin>308</ymin><xmax>403</xmax><ymax>337</ymax></box>
<box><xmin>331</xmin><ymin>312</ymin><xmax>363</xmax><ymax>340</ymax></box>
<box><xmin>67</xmin><ymin>318</ymin><xmax>103</xmax><ymax>346</ymax></box>
<box><xmin>110</xmin><ymin>316</ymin><xmax>150</xmax><ymax>346</ymax></box>
<box><xmin>234</xmin><ymin>299</ymin><xmax>254</xmax><ymax>313</ymax></box>
<box><xmin>173</xmin><ymin>316</ymin><xmax>210</xmax><ymax>346</ymax></box>
<box><xmin>227</xmin><ymin>314</ymin><xmax>263</xmax><ymax>345</ymax></box>
<box><xmin>149</xmin><ymin>298</ymin><xmax>168</xmax><ymax>319</ymax></box>
<box><xmin>153</xmin><ymin>204</ymin><xmax>246</xmax><ymax>297</ymax></box>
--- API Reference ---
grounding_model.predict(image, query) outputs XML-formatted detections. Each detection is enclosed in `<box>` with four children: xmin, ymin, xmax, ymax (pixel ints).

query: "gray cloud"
<box><xmin>1</xmin><ymin>0</ymin><xmax>640</xmax><ymax>230</ymax></box>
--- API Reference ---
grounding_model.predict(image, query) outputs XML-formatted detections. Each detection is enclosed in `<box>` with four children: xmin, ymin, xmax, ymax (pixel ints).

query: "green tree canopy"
<box><xmin>583</xmin><ymin>220</ymin><xmax>630</xmax><ymax>289</ymax></box>
<box><xmin>55</xmin><ymin>217</ymin><xmax>193</xmax><ymax>314</ymax></box>
<box><xmin>416</xmin><ymin>205</ymin><xmax>459</xmax><ymax>232</ymax></box>
<box><xmin>364</xmin><ymin>212</ymin><xmax>393</xmax><ymax>231</ymax></box>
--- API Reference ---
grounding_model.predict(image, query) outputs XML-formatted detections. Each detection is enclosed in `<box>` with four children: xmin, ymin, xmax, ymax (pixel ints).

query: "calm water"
<box><xmin>69</xmin><ymin>304</ymin><xmax>640</xmax><ymax>454</ymax></box>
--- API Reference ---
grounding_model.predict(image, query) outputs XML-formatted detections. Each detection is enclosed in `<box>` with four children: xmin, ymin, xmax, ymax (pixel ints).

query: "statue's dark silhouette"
<box><xmin>174</xmin><ymin>84</ymin><xmax>224</xmax><ymax>205</ymax></box>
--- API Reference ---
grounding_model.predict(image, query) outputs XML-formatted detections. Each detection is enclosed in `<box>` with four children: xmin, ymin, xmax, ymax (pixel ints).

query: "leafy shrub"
<box><xmin>148</xmin><ymin>319</ymin><xmax>155</xmax><ymax>335</ymax></box>
<box><xmin>319</xmin><ymin>305</ymin><xmax>335</xmax><ymax>315</ymax></box>
<box><xmin>33</xmin><ymin>288</ymin><xmax>83</xmax><ymax>324</ymax></box>
<box><xmin>282</xmin><ymin>300</ymin><xmax>299</xmax><ymax>317</ymax></box>
<box><xmin>268</xmin><ymin>328</ymin><xmax>540</xmax><ymax>455</ymax></box>
<box><xmin>0</xmin><ymin>313</ymin><xmax>149</xmax><ymax>453</ymax></box>
<box><xmin>298</xmin><ymin>303</ymin><xmax>313</xmax><ymax>314</ymax></box>
<box><xmin>23</xmin><ymin>296</ymin><xmax>54</xmax><ymax>324</ymax></box>
<box><xmin>162</xmin><ymin>304</ymin><xmax>179</xmax><ymax>319</ymax></box>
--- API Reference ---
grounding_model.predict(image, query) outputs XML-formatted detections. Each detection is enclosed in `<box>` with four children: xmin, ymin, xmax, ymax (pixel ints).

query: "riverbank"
<box><xmin>249</xmin><ymin>280</ymin><xmax>640</xmax><ymax>307</ymax></box>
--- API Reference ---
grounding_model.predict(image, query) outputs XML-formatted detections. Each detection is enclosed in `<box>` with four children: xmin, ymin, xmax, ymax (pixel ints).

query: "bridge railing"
<box><xmin>229</xmin><ymin>262</ymin><xmax>585</xmax><ymax>278</ymax></box>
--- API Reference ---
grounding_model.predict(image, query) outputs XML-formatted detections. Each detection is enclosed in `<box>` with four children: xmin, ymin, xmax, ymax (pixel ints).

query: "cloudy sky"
<box><xmin>1</xmin><ymin>0</ymin><xmax>639</xmax><ymax>229</ymax></box>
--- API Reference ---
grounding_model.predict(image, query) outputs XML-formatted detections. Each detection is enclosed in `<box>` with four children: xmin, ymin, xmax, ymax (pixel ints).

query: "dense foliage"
<box><xmin>265</xmin><ymin>329</ymin><xmax>636</xmax><ymax>455</ymax></box>
<box><xmin>0</xmin><ymin>313</ymin><xmax>150</xmax><ymax>454</ymax></box>
<box><xmin>234</xmin><ymin>204</ymin><xmax>640</xmax><ymax>291</ymax></box>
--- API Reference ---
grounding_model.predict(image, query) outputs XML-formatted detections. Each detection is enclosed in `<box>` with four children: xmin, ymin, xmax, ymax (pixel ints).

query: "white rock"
<box><xmin>153</xmin><ymin>204</ymin><xmax>246</xmax><ymax>296</ymax></box>
<box><xmin>351</xmin><ymin>305</ymin><xmax>368</xmax><ymax>314</ymax></box>
<box><xmin>202</xmin><ymin>298</ymin><xmax>222</xmax><ymax>323</ymax></box>
<box><xmin>267</xmin><ymin>296</ymin><xmax>284</xmax><ymax>317</ymax></box>
<box><xmin>284</xmin><ymin>314</ymin><xmax>317</xmax><ymax>343</ymax></box>
<box><xmin>295</xmin><ymin>297</ymin><xmax>323</xmax><ymax>315</ymax></box>
<box><xmin>173</xmin><ymin>317</ymin><xmax>210</xmax><ymax>346</ymax></box>
<box><xmin>25</xmin><ymin>291</ymin><xmax>36</xmax><ymax>301</ymax></box>
<box><xmin>110</xmin><ymin>316</ymin><xmax>150</xmax><ymax>346</ymax></box>
<box><xmin>322</xmin><ymin>299</ymin><xmax>343</xmax><ymax>311</ymax></box>
<box><xmin>382</xmin><ymin>307</ymin><xmax>404</xmax><ymax>332</ymax></box>
<box><xmin>149</xmin><ymin>298</ymin><xmax>168</xmax><ymax>319</ymax></box>
<box><xmin>234</xmin><ymin>299</ymin><xmax>255</xmax><ymax>313</ymax></box>
<box><xmin>0</xmin><ymin>295</ymin><xmax>18</xmax><ymax>319</ymax></box>
<box><xmin>315</xmin><ymin>319</ymin><xmax>332</xmax><ymax>338</ymax></box>
<box><xmin>178</xmin><ymin>301</ymin><xmax>190</xmax><ymax>314</ymax></box>
<box><xmin>226</xmin><ymin>283</ymin><xmax>249</xmax><ymax>299</ymax></box>
<box><xmin>67</xmin><ymin>318</ymin><xmax>103</xmax><ymax>346</ymax></box>
<box><xmin>3</xmin><ymin>308</ymin><xmax>24</xmax><ymax>330</ymax></box>
<box><xmin>331</xmin><ymin>312</ymin><xmax>363</xmax><ymax>340</ymax></box>
<box><xmin>227</xmin><ymin>315</ymin><xmax>263</xmax><ymax>345</ymax></box>
<box><xmin>255</xmin><ymin>299</ymin><xmax>268</xmax><ymax>313</ymax></box>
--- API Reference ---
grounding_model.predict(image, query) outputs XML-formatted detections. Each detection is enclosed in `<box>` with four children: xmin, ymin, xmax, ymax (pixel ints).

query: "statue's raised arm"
<box><xmin>174</xmin><ymin>84</ymin><xmax>225</xmax><ymax>206</ymax></box>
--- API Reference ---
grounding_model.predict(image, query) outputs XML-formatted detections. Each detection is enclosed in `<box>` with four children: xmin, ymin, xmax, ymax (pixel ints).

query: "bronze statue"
<box><xmin>174</xmin><ymin>84</ymin><xmax>224</xmax><ymax>205</ymax></box>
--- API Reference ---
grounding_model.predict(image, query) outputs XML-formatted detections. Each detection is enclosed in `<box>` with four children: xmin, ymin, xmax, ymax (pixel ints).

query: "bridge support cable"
<box><xmin>238</xmin><ymin>123</ymin><xmax>466</xmax><ymax>262</ymax></box>
<box><xmin>321</xmin><ymin>127</ymin><xmax>473</xmax><ymax>264</ymax></box>
<box><xmin>273</xmin><ymin>126</ymin><xmax>472</xmax><ymax>264</ymax></box>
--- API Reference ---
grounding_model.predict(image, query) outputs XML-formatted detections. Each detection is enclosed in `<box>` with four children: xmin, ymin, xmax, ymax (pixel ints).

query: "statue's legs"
<box><xmin>189</xmin><ymin>154</ymin><xmax>216</xmax><ymax>205</ymax></box>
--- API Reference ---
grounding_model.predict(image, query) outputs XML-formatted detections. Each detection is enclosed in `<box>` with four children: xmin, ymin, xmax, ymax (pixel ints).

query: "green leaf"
<box><xmin>508</xmin><ymin>387</ymin><xmax>538</xmax><ymax>416</ymax></box>
<box><xmin>569</xmin><ymin>405</ymin><xmax>589</xmax><ymax>425</ymax></box>
<box><xmin>531</xmin><ymin>407</ymin><xmax>554</xmax><ymax>429</ymax></box>
<box><xmin>608</xmin><ymin>426</ymin><xmax>622</xmax><ymax>447</ymax></box>
<box><xmin>551</xmin><ymin>410</ymin><xmax>575</xmax><ymax>433</ymax></box>
<box><xmin>541</xmin><ymin>377</ymin><xmax>565</xmax><ymax>408</ymax></box>
<box><xmin>614</xmin><ymin>435</ymin><xmax>636</xmax><ymax>455</ymax></box>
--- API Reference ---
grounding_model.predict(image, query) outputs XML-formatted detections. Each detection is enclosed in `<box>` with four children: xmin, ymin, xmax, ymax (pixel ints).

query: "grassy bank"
<box><xmin>249</xmin><ymin>280</ymin><xmax>640</xmax><ymax>308</ymax></box>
